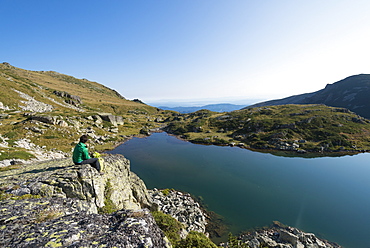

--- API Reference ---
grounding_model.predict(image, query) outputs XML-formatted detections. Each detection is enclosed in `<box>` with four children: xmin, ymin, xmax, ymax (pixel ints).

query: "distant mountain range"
<box><xmin>158</xmin><ymin>103</ymin><xmax>247</xmax><ymax>113</ymax></box>
<box><xmin>246</xmin><ymin>74</ymin><xmax>370</xmax><ymax>119</ymax></box>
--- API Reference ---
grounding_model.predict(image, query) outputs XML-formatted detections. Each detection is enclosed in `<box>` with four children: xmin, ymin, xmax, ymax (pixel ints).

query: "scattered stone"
<box><xmin>14</xmin><ymin>89</ymin><xmax>54</xmax><ymax>113</ymax></box>
<box><xmin>150</xmin><ymin>189</ymin><xmax>208</xmax><ymax>236</ymax></box>
<box><xmin>220</xmin><ymin>221</ymin><xmax>341</xmax><ymax>248</ymax></box>
<box><xmin>12</xmin><ymin>138</ymin><xmax>67</xmax><ymax>161</ymax></box>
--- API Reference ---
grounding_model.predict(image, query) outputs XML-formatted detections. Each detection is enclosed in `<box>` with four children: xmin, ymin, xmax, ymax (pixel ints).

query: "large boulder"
<box><xmin>99</xmin><ymin>113</ymin><xmax>124</xmax><ymax>126</ymax></box>
<box><xmin>29</xmin><ymin>115</ymin><xmax>58</xmax><ymax>125</ymax></box>
<box><xmin>0</xmin><ymin>198</ymin><xmax>171</xmax><ymax>248</ymax></box>
<box><xmin>2</xmin><ymin>154</ymin><xmax>153</xmax><ymax>211</ymax></box>
<box><xmin>0</xmin><ymin>154</ymin><xmax>174</xmax><ymax>247</ymax></box>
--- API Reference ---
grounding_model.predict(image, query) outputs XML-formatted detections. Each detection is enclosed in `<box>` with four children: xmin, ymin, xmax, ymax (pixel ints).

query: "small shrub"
<box><xmin>176</xmin><ymin>231</ymin><xmax>218</xmax><ymax>248</ymax></box>
<box><xmin>98</xmin><ymin>179</ymin><xmax>118</xmax><ymax>214</ymax></box>
<box><xmin>227</xmin><ymin>233</ymin><xmax>249</xmax><ymax>248</ymax></box>
<box><xmin>4</xmin><ymin>131</ymin><xmax>17</xmax><ymax>139</ymax></box>
<box><xmin>152</xmin><ymin>211</ymin><xmax>183</xmax><ymax>245</ymax></box>
<box><xmin>44</xmin><ymin>135</ymin><xmax>58</xmax><ymax>139</ymax></box>
<box><xmin>161</xmin><ymin>188</ymin><xmax>173</xmax><ymax>196</ymax></box>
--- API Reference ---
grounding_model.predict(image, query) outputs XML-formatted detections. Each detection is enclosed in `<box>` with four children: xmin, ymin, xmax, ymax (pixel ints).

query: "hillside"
<box><xmin>246</xmin><ymin>74</ymin><xmax>370</xmax><ymax>119</ymax></box>
<box><xmin>0</xmin><ymin>63</ymin><xmax>169</xmax><ymax>162</ymax></box>
<box><xmin>164</xmin><ymin>104</ymin><xmax>370</xmax><ymax>154</ymax></box>
<box><xmin>0</xmin><ymin>62</ymin><xmax>159</xmax><ymax>114</ymax></box>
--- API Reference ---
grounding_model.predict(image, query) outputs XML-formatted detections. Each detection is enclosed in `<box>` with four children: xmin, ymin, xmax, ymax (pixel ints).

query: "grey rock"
<box><xmin>0</xmin><ymin>198</ymin><xmax>171</xmax><ymax>248</ymax></box>
<box><xmin>14</xmin><ymin>89</ymin><xmax>54</xmax><ymax>113</ymax></box>
<box><xmin>150</xmin><ymin>189</ymin><xmax>208</xmax><ymax>235</ymax></box>
<box><xmin>230</xmin><ymin>222</ymin><xmax>342</xmax><ymax>248</ymax></box>
<box><xmin>57</xmin><ymin>120</ymin><xmax>68</xmax><ymax>127</ymax></box>
<box><xmin>92</xmin><ymin>115</ymin><xmax>103</xmax><ymax>124</ymax></box>
<box><xmin>53</xmin><ymin>90</ymin><xmax>82</xmax><ymax>105</ymax></box>
<box><xmin>29</xmin><ymin>115</ymin><xmax>58</xmax><ymax>125</ymax></box>
<box><xmin>1</xmin><ymin>154</ymin><xmax>153</xmax><ymax>212</ymax></box>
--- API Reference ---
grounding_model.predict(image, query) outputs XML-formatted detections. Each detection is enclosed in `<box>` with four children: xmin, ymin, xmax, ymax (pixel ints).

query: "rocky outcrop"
<box><xmin>150</xmin><ymin>189</ymin><xmax>208</xmax><ymax>235</ymax></box>
<box><xmin>28</xmin><ymin>115</ymin><xmax>58</xmax><ymax>125</ymax></box>
<box><xmin>1</xmin><ymin>154</ymin><xmax>152</xmax><ymax>212</ymax></box>
<box><xmin>221</xmin><ymin>221</ymin><xmax>341</xmax><ymax>248</ymax></box>
<box><xmin>53</xmin><ymin>90</ymin><xmax>82</xmax><ymax>106</ymax></box>
<box><xmin>99</xmin><ymin>113</ymin><xmax>124</xmax><ymax>126</ymax></box>
<box><xmin>0</xmin><ymin>154</ymin><xmax>174</xmax><ymax>247</ymax></box>
<box><xmin>0</xmin><ymin>198</ymin><xmax>171</xmax><ymax>247</ymax></box>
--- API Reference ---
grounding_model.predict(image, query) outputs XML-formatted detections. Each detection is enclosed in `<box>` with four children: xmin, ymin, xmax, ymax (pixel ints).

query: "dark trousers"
<box><xmin>76</xmin><ymin>158</ymin><xmax>101</xmax><ymax>172</ymax></box>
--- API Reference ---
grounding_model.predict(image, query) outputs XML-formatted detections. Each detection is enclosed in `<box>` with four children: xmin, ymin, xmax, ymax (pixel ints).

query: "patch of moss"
<box><xmin>98</xmin><ymin>179</ymin><xmax>118</xmax><ymax>214</ymax></box>
<box><xmin>161</xmin><ymin>188</ymin><xmax>174</xmax><ymax>196</ymax></box>
<box><xmin>0</xmin><ymin>164</ymin><xmax>21</xmax><ymax>172</ymax></box>
<box><xmin>4</xmin><ymin>131</ymin><xmax>18</xmax><ymax>139</ymax></box>
<box><xmin>0</xmin><ymin>147</ymin><xmax>35</xmax><ymax>161</ymax></box>
<box><xmin>0</xmin><ymin>192</ymin><xmax>41</xmax><ymax>201</ymax></box>
<box><xmin>176</xmin><ymin>231</ymin><xmax>218</xmax><ymax>248</ymax></box>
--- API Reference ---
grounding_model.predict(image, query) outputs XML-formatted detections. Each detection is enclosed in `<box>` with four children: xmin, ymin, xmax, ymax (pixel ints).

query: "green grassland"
<box><xmin>164</xmin><ymin>104</ymin><xmax>370</xmax><ymax>153</ymax></box>
<box><xmin>0</xmin><ymin>63</ymin><xmax>157</xmax><ymax>114</ymax></box>
<box><xmin>0</xmin><ymin>63</ymin><xmax>171</xmax><ymax>156</ymax></box>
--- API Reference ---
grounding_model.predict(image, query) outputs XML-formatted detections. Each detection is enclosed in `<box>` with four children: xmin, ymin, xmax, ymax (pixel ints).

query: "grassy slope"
<box><xmin>164</xmin><ymin>104</ymin><xmax>370</xmax><ymax>153</ymax></box>
<box><xmin>0</xmin><ymin>63</ymin><xmax>169</xmax><ymax>157</ymax></box>
<box><xmin>0</xmin><ymin>63</ymin><xmax>156</xmax><ymax>114</ymax></box>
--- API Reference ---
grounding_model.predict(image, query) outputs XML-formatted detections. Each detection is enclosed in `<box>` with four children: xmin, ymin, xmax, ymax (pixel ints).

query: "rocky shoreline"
<box><xmin>150</xmin><ymin>188</ymin><xmax>208</xmax><ymax>236</ymax></box>
<box><xmin>147</xmin><ymin>188</ymin><xmax>343</xmax><ymax>248</ymax></box>
<box><xmin>220</xmin><ymin>221</ymin><xmax>341</xmax><ymax>248</ymax></box>
<box><xmin>0</xmin><ymin>154</ymin><xmax>344</xmax><ymax>247</ymax></box>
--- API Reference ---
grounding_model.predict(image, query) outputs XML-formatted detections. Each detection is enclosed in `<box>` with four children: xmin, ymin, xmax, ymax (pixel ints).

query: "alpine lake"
<box><xmin>108</xmin><ymin>132</ymin><xmax>370</xmax><ymax>248</ymax></box>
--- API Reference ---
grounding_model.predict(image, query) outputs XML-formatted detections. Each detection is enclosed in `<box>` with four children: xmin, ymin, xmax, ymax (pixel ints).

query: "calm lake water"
<box><xmin>108</xmin><ymin>132</ymin><xmax>370</xmax><ymax>248</ymax></box>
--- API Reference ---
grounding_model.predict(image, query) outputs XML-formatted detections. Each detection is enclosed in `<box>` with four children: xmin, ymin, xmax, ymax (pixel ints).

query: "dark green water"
<box><xmin>109</xmin><ymin>132</ymin><xmax>370</xmax><ymax>248</ymax></box>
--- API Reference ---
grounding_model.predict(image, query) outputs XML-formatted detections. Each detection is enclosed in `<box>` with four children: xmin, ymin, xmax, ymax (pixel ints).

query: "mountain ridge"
<box><xmin>246</xmin><ymin>74</ymin><xmax>370</xmax><ymax>118</ymax></box>
<box><xmin>158</xmin><ymin>103</ymin><xmax>246</xmax><ymax>113</ymax></box>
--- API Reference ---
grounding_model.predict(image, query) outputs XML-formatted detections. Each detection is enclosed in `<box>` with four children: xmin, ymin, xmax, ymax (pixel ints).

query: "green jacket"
<box><xmin>73</xmin><ymin>142</ymin><xmax>91</xmax><ymax>163</ymax></box>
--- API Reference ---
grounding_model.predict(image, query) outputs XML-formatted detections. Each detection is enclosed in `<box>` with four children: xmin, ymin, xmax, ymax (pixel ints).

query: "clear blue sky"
<box><xmin>2</xmin><ymin>0</ymin><xmax>370</xmax><ymax>105</ymax></box>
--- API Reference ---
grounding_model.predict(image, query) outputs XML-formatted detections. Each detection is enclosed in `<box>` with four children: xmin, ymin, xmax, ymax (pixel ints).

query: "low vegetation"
<box><xmin>164</xmin><ymin>104</ymin><xmax>370</xmax><ymax>153</ymax></box>
<box><xmin>0</xmin><ymin>63</ymin><xmax>172</xmax><ymax>158</ymax></box>
<box><xmin>98</xmin><ymin>179</ymin><xmax>118</xmax><ymax>214</ymax></box>
<box><xmin>152</xmin><ymin>210</ymin><xmax>218</xmax><ymax>248</ymax></box>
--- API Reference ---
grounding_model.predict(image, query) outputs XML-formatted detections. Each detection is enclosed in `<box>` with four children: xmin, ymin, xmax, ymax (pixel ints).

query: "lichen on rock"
<box><xmin>0</xmin><ymin>154</ymin><xmax>174</xmax><ymax>247</ymax></box>
<box><xmin>0</xmin><ymin>197</ymin><xmax>171</xmax><ymax>247</ymax></box>
<box><xmin>1</xmin><ymin>154</ymin><xmax>153</xmax><ymax>213</ymax></box>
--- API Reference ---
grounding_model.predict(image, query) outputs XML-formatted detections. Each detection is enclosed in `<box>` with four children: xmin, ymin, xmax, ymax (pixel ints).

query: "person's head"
<box><xmin>79</xmin><ymin>135</ymin><xmax>89</xmax><ymax>143</ymax></box>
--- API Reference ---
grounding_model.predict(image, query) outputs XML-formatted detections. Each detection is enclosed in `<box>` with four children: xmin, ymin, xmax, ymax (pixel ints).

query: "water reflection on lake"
<box><xmin>108</xmin><ymin>132</ymin><xmax>370</xmax><ymax>248</ymax></box>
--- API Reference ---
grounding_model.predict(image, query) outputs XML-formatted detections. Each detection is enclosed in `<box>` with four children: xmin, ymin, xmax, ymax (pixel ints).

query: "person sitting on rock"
<box><xmin>73</xmin><ymin>135</ymin><xmax>101</xmax><ymax>172</ymax></box>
